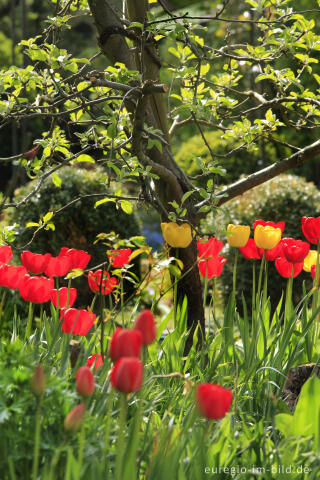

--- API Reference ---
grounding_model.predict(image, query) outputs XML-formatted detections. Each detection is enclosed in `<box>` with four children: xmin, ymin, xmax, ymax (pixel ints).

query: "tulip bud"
<box><xmin>30</xmin><ymin>365</ymin><xmax>46</xmax><ymax>397</ymax></box>
<box><xmin>75</xmin><ymin>366</ymin><xmax>95</xmax><ymax>397</ymax></box>
<box><xmin>64</xmin><ymin>404</ymin><xmax>86</xmax><ymax>433</ymax></box>
<box><xmin>109</xmin><ymin>328</ymin><xmax>142</xmax><ymax>362</ymax></box>
<box><xmin>111</xmin><ymin>357</ymin><xmax>143</xmax><ymax>393</ymax></box>
<box><xmin>134</xmin><ymin>310</ymin><xmax>156</xmax><ymax>345</ymax></box>
<box><xmin>195</xmin><ymin>383</ymin><xmax>232</xmax><ymax>420</ymax></box>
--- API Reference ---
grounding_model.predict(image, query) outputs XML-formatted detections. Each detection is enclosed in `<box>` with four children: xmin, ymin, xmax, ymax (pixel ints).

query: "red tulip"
<box><xmin>134</xmin><ymin>309</ymin><xmax>156</xmax><ymax>345</ymax></box>
<box><xmin>240</xmin><ymin>238</ymin><xmax>282</xmax><ymax>261</ymax></box>
<box><xmin>60</xmin><ymin>308</ymin><xmax>96</xmax><ymax>335</ymax></box>
<box><xmin>87</xmin><ymin>354</ymin><xmax>104</xmax><ymax>370</ymax></box>
<box><xmin>59</xmin><ymin>248</ymin><xmax>91</xmax><ymax>270</ymax></box>
<box><xmin>108</xmin><ymin>248</ymin><xmax>131</xmax><ymax>268</ymax></box>
<box><xmin>50</xmin><ymin>287</ymin><xmax>77</xmax><ymax>308</ymax></box>
<box><xmin>301</xmin><ymin>216</ymin><xmax>320</xmax><ymax>244</ymax></box>
<box><xmin>19</xmin><ymin>275</ymin><xmax>54</xmax><ymax>303</ymax></box>
<box><xmin>275</xmin><ymin>257</ymin><xmax>303</xmax><ymax>278</ymax></box>
<box><xmin>21</xmin><ymin>251</ymin><xmax>51</xmax><ymax>274</ymax></box>
<box><xmin>76</xmin><ymin>366</ymin><xmax>95</xmax><ymax>397</ymax></box>
<box><xmin>253</xmin><ymin>219</ymin><xmax>285</xmax><ymax>233</ymax></box>
<box><xmin>198</xmin><ymin>256</ymin><xmax>227</xmax><ymax>279</ymax></box>
<box><xmin>111</xmin><ymin>357</ymin><xmax>143</xmax><ymax>393</ymax></box>
<box><xmin>195</xmin><ymin>383</ymin><xmax>233</xmax><ymax>419</ymax></box>
<box><xmin>197</xmin><ymin>237</ymin><xmax>223</xmax><ymax>260</ymax></box>
<box><xmin>88</xmin><ymin>270</ymin><xmax>117</xmax><ymax>295</ymax></box>
<box><xmin>0</xmin><ymin>265</ymin><xmax>27</xmax><ymax>289</ymax></box>
<box><xmin>109</xmin><ymin>328</ymin><xmax>142</xmax><ymax>362</ymax></box>
<box><xmin>64</xmin><ymin>403</ymin><xmax>86</xmax><ymax>433</ymax></box>
<box><xmin>310</xmin><ymin>265</ymin><xmax>320</xmax><ymax>285</ymax></box>
<box><xmin>281</xmin><ymin>238</ymin><xmax>310</xmax><ymax>264</ymax></box>
<box><xmin>44</xmin><ymin>255</ymin><xmax>71</xmax><ymax>277</ymax></box>
<box><xmin>240</xmin><ymin>238</ymin><xmax>260</xmax><ymax>259</ymax></box>
<box><xmin>0</xmin><ymin>245</ymin><xmax>12</xmax><ymax>264</ymax></box>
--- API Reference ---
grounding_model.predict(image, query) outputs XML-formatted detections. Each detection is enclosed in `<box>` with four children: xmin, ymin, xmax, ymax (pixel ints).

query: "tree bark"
<box><xmin>88</xmin><ymin>0</ymin><xmax>206</xmax><ymax>343</ymax></box>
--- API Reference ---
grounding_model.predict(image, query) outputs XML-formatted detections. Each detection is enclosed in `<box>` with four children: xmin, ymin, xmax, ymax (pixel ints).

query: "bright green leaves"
<box><xmin>276</xmin><ymin>376</ymin><xmax>320</xmax><ymax>453</ymax></box>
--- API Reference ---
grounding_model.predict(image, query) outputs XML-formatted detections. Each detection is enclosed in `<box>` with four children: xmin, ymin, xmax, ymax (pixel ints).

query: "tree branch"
<box><xmin>195</xmin><ymin>138</ymin><xmax>320</xmax><ymax>212</ymax></box>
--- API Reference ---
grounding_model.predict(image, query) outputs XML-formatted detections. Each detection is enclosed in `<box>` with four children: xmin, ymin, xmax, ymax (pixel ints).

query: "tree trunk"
<box><xmin>88</xmin><ymin>0</ymin><xmax>205</xmax><ymax>344</ymax></box>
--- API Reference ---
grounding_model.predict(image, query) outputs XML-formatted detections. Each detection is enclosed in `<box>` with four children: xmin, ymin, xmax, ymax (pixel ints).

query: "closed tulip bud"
<box><xmin>161</xmin><ymin>222</ymin><xmax>194</xmax><ymax>248</ymax></box>
<box><xmin>254</xmin><ymin>225</ymin><xmax>282</xmax><ymax>250</ymax></box>
<box><xmin>109</xmin><ymin>328</ymin><xmax>142</xmax><ymax>362</ymax></box>
<box><xmin>195</xmin><ymin>383</ymin><xmax>232</xmax><ymax>420</ymax></box>
<box><xmin>134</xmin><ymin>309</ymin><xmax>156</xmax><ymax>345</ymax></box>
<box><xmin>226</xmin><ymin>224</ymin><xmax>250</xmax><ymax>248</ymax></box>
<box><xmin>64</xmin><ymin>404</ymin><xmax>86</xmax><ymax>433</ymax></box>
<box><xmin>111</xmin><ymin>357</ymin><xmax>143</xmax><ymax>393</ymax></box>
<box><xmin>75</xmin><ymin>366</ymin><xmax>95</xmax><ymax>397</ymax></box>
<box><xmin>30</xmin><ymin>365</ymin><xmax>46</xmax><ymax>397</ymax></box>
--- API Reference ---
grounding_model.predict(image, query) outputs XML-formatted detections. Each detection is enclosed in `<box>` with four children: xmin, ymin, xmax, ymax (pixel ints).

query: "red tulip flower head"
<box><xmin>76</xmin><ymin>366</ymin><xmax>95</xmax><ymax>397</ymax></box>
<box><xmin>198</xmin><ymin>256</ymin><xmax>227</xmax><ymax>279</ymax></box>
<box><xmin>0</xmin><ymin>265</ymin><xmax>27</xmax><ymax>289</ymax></box>
<box><xmin>19</xmin><ymin>275</ymin><xmax>54</xmax><ymax>303</ymax></box>
<box><xmin>108</xmin><ymin>248</ymin><xmax>131</xmax><ymax>268</ymax></box>
<box><xmin>0</xmin><ymin>245</ymin><xmax>12</xmax><ymax>264</ymax></box>
<box><xmin>275</xmin><ymin>257</ymin><xmax>304</xmax><ymax>278</ymax></box>
<box><xmin>50</xmin><ymin>287</ymin><xmax>77</xmax><ymax>308</ymax></box>
<box><xmin>44</xmin><ymin>255</ymin><xmax>71</xmax><ymax>277</ymax></box>
<box><xmin>111</xmin><ymin>357</ymin><xmax>143</xmax><ymax>393</ymax></box>
<box><xmin>134</xmin><ymin>309</ymin><xmax>156</xmax><ymax>345</ymax></box>
<box><xmin>240</xmin><ymin>239</ymin><xmax>260</xmax><ymax>260</ymax></box>
<box><xmin>88</xmin><ymin>270</ymin><xmax>117</xmax><ymax>295</ymax></box>
<box><xmin>87</xmin><ymin>354</ymin><xmax>104</xmax><ymax>370</ymax></box>
<box><xmin>253</xmin><ymin>219</ymin><xmax>285</xmax><ymax>233</ymax></box>
<box><xmin>195</xmin><ymin>383</ymin><xmax>233</xmax><ymax>420</ymax></box>
<box><xmin>21</xmin><ymin>251</ymin><xmax>51</xmax><ymax>274</ymax></box>
<box><xmin>281</xmin><ymin>238</ymin><xmax>310</xmax><ymax>264</ymax></box>
<box><xmin>60</xmin><ymin>308</ymin><xmax>96</xmax><ymax>335</ymax></box>
<box><xmin>59</xmin><ymin>248</ymin><xmax>91</xmax><ymax>270</ymax></box>
<box><xmin>301</xmin><ymin>217</ymin><xmax>320</xmax><ymax>244</ymax></box>
<box><xmin>109</xmin><ymin>328</ymin><xmax>142</xmax><ymax>362</ymax></box>
<box><xmin>197</xmin><ymin>237</ymin><xmax>223</xmax><ymax>260</ymax></box>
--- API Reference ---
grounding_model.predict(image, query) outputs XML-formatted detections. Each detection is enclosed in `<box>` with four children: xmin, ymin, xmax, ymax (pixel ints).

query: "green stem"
<box><xmin>262</xmin><ymin>259</ymin><xmax>268</xmax><ymax>307</ymax></box>
<box><xmin>78</xmin><ymin>419</ymin><xmax>85</xmax><ymax>477</ymax></box>
<box><xmin>55</xmin><ymin>278</ymin><xmax>60</xmax><ymax>318</ymax></box>
<box><xmin>32</xmin><ymin>398</ymin><xmax>42</xmax><ymax>480</ymax></box>
<box><xmin>115</xmin><ymin>394</ymin><xmax>127</xmax><ymax>480</ymax></box>
<box><xmin>203</xmin><ymin>261</ymin><xmax>209</xmax><ymax>314</ymax></box>
<box><xmin>252</xmin><ymin>261</ymin><xmax>256</xmax><ymax>319</ymax></box>
<box><xmin>39</xmin><ymin>304</ymin><xmax>44</xmax><ymax>331</ymax></box>
<box><xmin>25</xmin><ymin>302</ymin><xmax>34</xmax><ymax>340</ymax></box>
<box><xmin>103</xmin><ymin>389</ymin><xmax>114</xmax><ymax>477</ymax></box>
<box><xmin>120</xmin><ymin>275</ymin><xmax>124</xmax><ymax>328</ymax></box>
<box><xmin>284</xmin><ymin>264</ymin><xmax>294</xmax><ymax>325</ymax></box>
<box><xmin>100</xmin><ymin>292</ymin><xmax>106</xmax><ymax>357</ymax></box>
<box><xmin>232</xmin><ymin>249</ymin><xmax>238</xmax><ymax>302</ymax></box>
<box><xmin>256</xmin><ymin>250</ymin><xmax>266</xmax><ymax>312</ymax></box>
<box><xmin>173</xmin><ymin>248</ymin><xmax>179</xmax><ymax>329</ymax></box>
<box><xmin>66</xmin><ymin>278</ymin><xmax>72</xmax><ymax>308</ymax></box>
<box><xmin>89</xmin><ymin>293</ymin><xmax>98</xmax><ymax>312</ymax></box>
<box><xmin>48</xmin><ymin>439</ymin><xmax>67</xmax><ymax>480</ymax></box>
<box><xmin>0</xmin><ymin>288</ymin><xmax>7</xmax><ymax>324</ymax></box>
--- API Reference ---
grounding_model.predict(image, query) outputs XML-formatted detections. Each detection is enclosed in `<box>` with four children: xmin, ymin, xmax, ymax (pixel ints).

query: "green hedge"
<box><xmin>175</xmin><ymin>131</ymin><xmax>288</xmax><ymax>187</ymax></box>
<box><xmin>207</xmin><ymin>174</ymin><xmax>320</xmax><ymax>311</ymax></box>
<box><xmin>8</xmin><ymin>167</ymin><xmax>141</xmax><ymax>306</ymax></box>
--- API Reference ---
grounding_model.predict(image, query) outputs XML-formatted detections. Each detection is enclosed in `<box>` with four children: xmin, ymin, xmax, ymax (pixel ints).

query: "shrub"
<box><xmin>208</xmin><ymin>174</ymin><xmax>320</xmax><ymax>311</ymax></box>
<box><xmin>7</xmin><ymin>167</ymin><xmax>141</xmax><ymax>306</ymax></box>
<box><xmin>175</xmin><ymin>130</ymin><xmax>287</xmax><ymax>187</ymax></box>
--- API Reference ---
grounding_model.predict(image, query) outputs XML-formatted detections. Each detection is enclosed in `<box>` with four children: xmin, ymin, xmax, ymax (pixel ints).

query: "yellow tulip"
<box><xmin>254</xmin><ymin>225</ymin><xmax>281</xmax><ymax>250</ymax></box>
<box><xmin>161</xmin><ymin>222</ymin><xmax>194</xmax><ymax>248</ymax></box>
<box><xmin>303</xmin><ymin>250</ymin><xmax>319</xmax><ymax>272</ymax></box>
<box><xmin>227</xmin><ymin>224</ymin><xmax>250</xmax><ymax>248</ymax></box>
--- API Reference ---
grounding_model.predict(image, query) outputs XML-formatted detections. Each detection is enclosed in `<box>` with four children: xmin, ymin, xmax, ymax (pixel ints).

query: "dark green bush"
<box><xmin>210</xmin><ymin>174</ymin><xmax>320</xmax><ymax>311</ymax></box>
<box><xmin>175</xmin><ymin>131</ymin><xmax>288</xmax><ymax>187</ymax></box>
<box><xmin>8</xmin><ymin>167</ymin><xmax>141</xmax><ymax>306</ymax></box>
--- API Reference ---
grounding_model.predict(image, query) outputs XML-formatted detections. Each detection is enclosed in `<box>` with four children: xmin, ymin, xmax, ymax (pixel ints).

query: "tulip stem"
<box><xmin>100</xmin><ymin>292</ymin><xmax>106</xmax><ymax>357</ymax></box>
<box><xmin>32</xmin><ymin>398</ymin><xmax>42</xmax><ymax>480</ymax></box>
<box><xmin>173</xmin><ymin>249</ymin><xmax>179</xmax><ymax>329</ymax></box>
<box><xmin>120</xmin><ymin>275</ymin><xmax>124</xmax><ymax>328</ymax></box>
<box><xmin>39</xmin><ymin>304</ymin><xmax>44</xmax><ymax>331</ymax></box>
<box><xmin>25</xmin><ymin>302</ymin><xmax>34</xmax><ymax>340</ymax></box>
<box><xmin>103</xmin><ymin>388</ymin><xmax>114</xmax><ymax>476</ymax></box>
<box><xmin>252</xmin><ymin>262</ymin><xmax>256</xmax><ymax>319</ymax></box>
<box><xmin>55</xmin><ymin>278</ymin><xmax>60</xmax><ymax>318</ymax></box>
<box><xmin>203</xmin><ymin>261</ymin><xmax>209</xmax><ymax>317</ymax></box>
<box><xmin>256</xmin><ymin>250</ymin><xmax>266</xmax><ymax>313</ymax></box>
<box><xmin>284</xmin><ymin>265</ymin><xmax>294</xmax><ymax>325</ymax></box>
<box><xmin>89</xmin><ymin>293</ymin><xmax>98</xmax><ymax>312</ymax></box>
<box><xmin>262</xmin><ymin>259</ymin><xmax>268</xmax><ymax>307</ymax></box>
<box><xmin>0</xmin><ymin>288</ymin><xmax>7</xmax><ymax>324</ymax></box>
<box><xmin>232</xmin><ymin>249</ymin><xmax>238</xmax><ymax>302</ymax></box>
<box><xmin>78</xmin><ymin>419</ymin><xmax>85</xmax><ymax>477</ymax></box>
<box><xmin>115</xmin><ymin>394</ymin><xmax>127</xmax><ymax>480</ymax></box>
<box><xmin>66</xmin><ymin>279</ymin><xmax>72</xmax><ymax>308</ymax></box>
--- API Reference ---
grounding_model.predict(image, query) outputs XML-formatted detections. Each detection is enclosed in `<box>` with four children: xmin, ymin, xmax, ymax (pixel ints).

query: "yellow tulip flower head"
<box><xmin>303</xmin><ymin>250</ymin><xmax>319</xmax><ymax>272</ymax></box>
<box><xmin>161</xmin><ymin>222</ymin><xmax>194</xmax><ymax>248</ymax></box>
<box><xmin>254</xmin><ymin>225</ymin><xmax>281</xmax><ymax>250</ymax></box>
<box><xmin>227</xmin><ymin>224</ymin><xmax>250</xmax><ymax>248</ymax></box>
